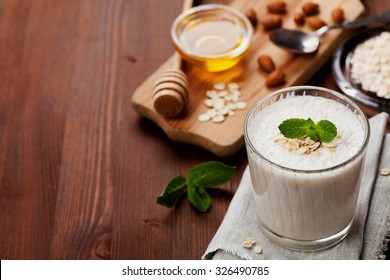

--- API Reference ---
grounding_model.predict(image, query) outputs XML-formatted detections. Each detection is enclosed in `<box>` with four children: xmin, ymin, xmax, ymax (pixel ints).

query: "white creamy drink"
<box><xmin>244</xmin><ymin>87</ymin><xmax>370</xmax><ymax>251</ymax></box>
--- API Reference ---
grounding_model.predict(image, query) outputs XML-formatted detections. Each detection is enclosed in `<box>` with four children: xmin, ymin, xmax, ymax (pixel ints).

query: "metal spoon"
<box><xmin>269</xmin><ymin>10</ymin><xmax>390</xmax><ymax>54</ymax></box>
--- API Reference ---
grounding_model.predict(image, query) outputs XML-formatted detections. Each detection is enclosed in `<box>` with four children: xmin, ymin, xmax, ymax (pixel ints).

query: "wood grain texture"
<box><xmin>0</xmin><ymin>0</ymin><xmax>388</xmax><ymax>260</ymax></box>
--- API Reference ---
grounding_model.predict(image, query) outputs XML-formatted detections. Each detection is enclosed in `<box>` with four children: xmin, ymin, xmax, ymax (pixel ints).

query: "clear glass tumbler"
<box><xmin>244</xmin><ymin>86</ymin><xmax>370</xmax><ymax>251</ymax></box>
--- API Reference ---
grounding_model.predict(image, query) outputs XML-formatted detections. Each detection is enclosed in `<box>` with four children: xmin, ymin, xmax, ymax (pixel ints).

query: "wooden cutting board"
<box><xmin>132</xmin><ymin>0</ymin><xmax>365</xmax><ymax>157</ymax></box>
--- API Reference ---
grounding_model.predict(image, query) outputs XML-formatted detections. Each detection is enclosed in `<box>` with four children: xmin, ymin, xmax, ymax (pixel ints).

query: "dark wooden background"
<box><xmin>0</xmin><ymin>0</ymin><xmax>389</xmax><ymax>260</ymax></box>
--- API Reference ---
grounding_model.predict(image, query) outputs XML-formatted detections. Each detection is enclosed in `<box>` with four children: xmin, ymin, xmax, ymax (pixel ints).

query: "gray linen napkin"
<box><xmin>202</xmin><ymin>112</ymin><xmax>389</xmax><ymax>260</ymax></box>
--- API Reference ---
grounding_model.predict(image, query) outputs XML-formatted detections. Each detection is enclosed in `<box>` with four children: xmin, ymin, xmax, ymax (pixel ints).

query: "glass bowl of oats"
<box><xmin>332</xmin><ymin>25</ymin><xmax>390</xmax><ymax>112</ymax></box>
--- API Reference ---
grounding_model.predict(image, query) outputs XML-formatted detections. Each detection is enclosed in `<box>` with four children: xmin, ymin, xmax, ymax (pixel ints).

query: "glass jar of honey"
<box><xmin>171</xmin><ymin>4</ymin><xmax>253</xmax><ymax>72</ymax></box>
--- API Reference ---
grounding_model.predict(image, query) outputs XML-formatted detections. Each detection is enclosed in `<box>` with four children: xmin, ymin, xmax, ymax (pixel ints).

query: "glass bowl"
<box><xmin>171</xmin><ymin>4</ymin><xmax>253</xmax><ymax>72</ymax></box>
<box><xmin>332</xmin><ymin>25</ymin><xmax>390</xmax><ymax>112</ymax></box>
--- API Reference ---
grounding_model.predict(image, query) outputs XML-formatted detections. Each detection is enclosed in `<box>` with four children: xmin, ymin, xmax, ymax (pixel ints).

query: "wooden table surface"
<box><xmin>0</xmin><ymin>0</ymin><xmax>389</xmax><ymax>260</ymax></box>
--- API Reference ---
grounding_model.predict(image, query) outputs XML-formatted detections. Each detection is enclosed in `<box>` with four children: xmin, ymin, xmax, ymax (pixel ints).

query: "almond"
<box><xmin>245</xmin><ymin>8</ymin><xmax>258</xmax><ymax>27</ymax></box>
<box><xmin>332</xmin><ymin>8</ymin><xmax>344</xmax><ymax>23</ymax></box>
<box><xmin>306</xmin><ymin>16</ymin><xmax>326</xmax><ymax>30</ymax></box>
<box><xmin>266</xmin><ymin>70</ymin><xmax>285</xmax><ymax>87</ymax></box>
<box><xmin>266</xmin><ymin>1</ymin><xmax>286</xmax><ymax>14</ymax></box>
<box><xmin>302</xmin><ymin>2</ymin><xmax>319</xmax><ymax>16</ymax></box>
<box><xmin>294</xmin><ymin>12</ymin><xmax>305</xmax><ymax>25</ymax></box>
<box><xmin>261</xmin><ymin>16</ymin><xmax>282</xmax><ymax>30</ymax></box>
<box><xmin>257</xmin><ymin>55</ymin><xmax>276</xmax><ymax>73</ymax></box>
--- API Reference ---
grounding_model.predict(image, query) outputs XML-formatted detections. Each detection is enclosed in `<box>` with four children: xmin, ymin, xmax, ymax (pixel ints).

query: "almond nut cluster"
<box><xmin>247</xmin><ymin>1</ymin><xmax>346</xmax><ymax>87</ymax></box>
<box><xmin>262</xmin><ymin>0</ymin><xmax>286</xmax><ymax>30</ymax></box>
<box><xmin>250</xmin><ymin>1</ymin><xmax>346</xmax><ymax>31</ymax></box>
<box><xmin>257</xmin><ymin>55</ymin><xmax>285</xmax><ymax>87</ymax></box>
<box><xmin>261</xmin><ymin>1</ymin><xmax>345</xmax><ymax>30</ymax></box>
<box><xmin>297</xmin><ymin>2</ymin><xmax>344</xmax><ymax>29</ymax></box>
<box><xmin>274</xmin><ymin>134</ymin><xmax>340</xmax><ymax>155</ymax></box>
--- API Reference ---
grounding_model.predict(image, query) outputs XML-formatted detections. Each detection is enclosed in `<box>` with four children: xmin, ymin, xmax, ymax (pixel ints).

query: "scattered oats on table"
<box><xmin>254</xmin><ymin>246</ymin><xmax>262</xmax><ymax>254</ymax></box>
<box><xmin>197</xmin><ymin>82</ymin><xmax>247</xmax><ymax>123</ymax></box>
<box><xmin>241</xmin><ymin>237</ymin><xmax>262</xmax><ymax>254</ymax></box>
<box><xmin>379</xmin><ymin>169</ymin><xmax>390</xmax><ymax>176</ymax></box>
<box><xmin>241</xmin><ymin>237</ymin><xmax>256</xmax><ymax>248</ymax></box>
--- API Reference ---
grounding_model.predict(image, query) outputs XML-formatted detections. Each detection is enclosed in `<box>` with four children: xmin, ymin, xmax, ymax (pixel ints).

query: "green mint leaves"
<box><xmin>156</xmin><ymin>175</ymin><xmax>187</xmax><ymax>208</ymax></box>
<box><xmin>157</xmin><ymin>161</ymin><xmax>236</xmax><ymax>212</ymax></box>
<box><xmin>315</xmin><ymin>120</ymin><xmax>338</xmax><ymax>143</ymax></box>
<box><xmin>278</xmin><ymin>118</ymin><xmax>337</xmax><ymax>143</ymax></box>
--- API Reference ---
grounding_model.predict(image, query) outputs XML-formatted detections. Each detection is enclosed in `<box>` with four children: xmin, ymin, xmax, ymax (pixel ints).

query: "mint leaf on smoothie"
<box><xmin>278</xmin><ymin>118</ymin><xmax>312</xmax><ymax>139</ymax></box>
<box><xmin>315</xmin><ymin>120</ymin><xmax>337</xmax><ymax>143</ymax></box>
<box><xmin>157</xmin><ymin>161</ymin><xmax>236</xmax><ymax>212</ymax></box>
<box><xmin>278</xmin><ymin>118</ymin><xmax>337</xmax><ymax>143</ymax></box>
<box><xmin>306</xmin><ymin>126</ymin><xmax>318</xmax><ymax>141</ymax></box>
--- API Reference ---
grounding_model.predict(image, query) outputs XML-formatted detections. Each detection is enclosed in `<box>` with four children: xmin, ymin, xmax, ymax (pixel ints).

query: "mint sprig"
<box><xmin>278</xmin><ymin>118</ymin><xmax>337</xmax><ymax>143</ymax></box>
<box><xmin>156</xmin><ymin>175</ymin><xmax>187</xmax><ymax>208</ymax></box>
<box><xmin>157</xmin><ymin>161</ymin><xmax>236</xmax><ymax>212</ymax></box>
<box><xmin>315</xmin><ymin>120</ymin><xmax>338</xmax><ymax>143</ymax></box>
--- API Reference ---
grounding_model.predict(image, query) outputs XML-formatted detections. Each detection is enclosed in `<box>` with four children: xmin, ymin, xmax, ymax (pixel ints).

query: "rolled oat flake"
<box><xmin>350</xmin><ymin>32</ymin><xmax>390</xmax><ymax>99</ymax></box>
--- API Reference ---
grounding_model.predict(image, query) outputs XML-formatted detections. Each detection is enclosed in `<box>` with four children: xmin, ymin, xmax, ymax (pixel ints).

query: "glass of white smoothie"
<box><xmin>244</xmin><ymin>86</ymin><xmax>370</xmax><ymax>251</ymax></box>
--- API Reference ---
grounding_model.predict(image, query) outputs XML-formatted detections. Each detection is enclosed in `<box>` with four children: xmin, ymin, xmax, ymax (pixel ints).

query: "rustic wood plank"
<box><xmin>48</xmin><ymin>0</ymin><xmax>122</xmax><ymax>259</ymax></box>
<box><xmin>0</xmin><ymin>0</ymin><xmax>75</xmax><ymax>259</ymax></box>
<box><xmin>110</xmin><ymin>0</ymin><xmax>239</xmax><ymax>260</ymax></box>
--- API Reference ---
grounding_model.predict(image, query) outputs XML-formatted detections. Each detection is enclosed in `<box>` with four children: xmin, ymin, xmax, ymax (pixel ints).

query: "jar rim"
<box><xmin>171</xmin><ymin>4</ymin><xmax>253</xmax><ymax>60</ymax></box>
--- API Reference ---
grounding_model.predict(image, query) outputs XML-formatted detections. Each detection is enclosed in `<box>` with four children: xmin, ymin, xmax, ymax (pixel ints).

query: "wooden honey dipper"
<box><xmin>152</xmin><ymin>0</ymin><xmax>193</xmax><ymax>117</ymax></box>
